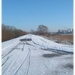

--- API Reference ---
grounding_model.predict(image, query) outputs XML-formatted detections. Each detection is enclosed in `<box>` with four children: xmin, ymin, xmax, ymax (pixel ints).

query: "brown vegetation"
<box><xmin>2</xmin><ymin>24</ymin><xmax>28</xmax><ymax>42</ymax></box>
<box><xmin>43</xmin><ymin>34</ymin><xmax>73</xmax><ymax>45</ymax></box>
<box><xmin>49</xmin><ymin>34</ymin><xmax>73</xmax><ymax>41</ymax></box>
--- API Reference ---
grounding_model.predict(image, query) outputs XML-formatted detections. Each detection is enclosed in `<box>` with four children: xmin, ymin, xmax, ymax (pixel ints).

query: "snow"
<box><xmin>2</xmin><ymin>34</ymin><xmax>73</xmax><ymax>75</ymax></box>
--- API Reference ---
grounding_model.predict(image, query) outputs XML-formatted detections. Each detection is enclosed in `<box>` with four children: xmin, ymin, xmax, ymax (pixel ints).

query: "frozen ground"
<box><xmin>2</xmin><ymin>34</ymin><xmax>73</xmax><ymax>75</ymax></box>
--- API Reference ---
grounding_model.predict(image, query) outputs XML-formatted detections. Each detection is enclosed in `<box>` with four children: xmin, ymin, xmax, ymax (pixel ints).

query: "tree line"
<box><xmin>2</xmin><ymin>24</ymin><xmax>28</xmax><ymax>42</ymax></box>
<box><xmin>30</xmin><ymin>25</ymin><xmax>73</xmax><ymax>36</ymax></box>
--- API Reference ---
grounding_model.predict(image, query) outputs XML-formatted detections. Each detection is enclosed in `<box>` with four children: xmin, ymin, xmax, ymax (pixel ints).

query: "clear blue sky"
<box><xmin>2</xmin><ymin>0</ymin><xmax>73</xmax><ymax>32</ymax></box>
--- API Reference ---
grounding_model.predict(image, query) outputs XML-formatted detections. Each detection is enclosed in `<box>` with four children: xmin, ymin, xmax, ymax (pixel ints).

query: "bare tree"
<box><xmin>37</xmin><ymin>25</ymin><xmax>48</xmax><ymax>35</ymax></box>
<box><xmin>30</xmin><ymin>29</ymin><xmax>35</xmax><ymax>34</ymax></box>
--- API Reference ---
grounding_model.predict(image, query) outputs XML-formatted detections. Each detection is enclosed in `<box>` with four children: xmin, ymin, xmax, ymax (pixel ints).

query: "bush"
<box><xmin>2</xmin><ymin>24</ymin><xmax>28</xmax><ymax>42</ymax></box>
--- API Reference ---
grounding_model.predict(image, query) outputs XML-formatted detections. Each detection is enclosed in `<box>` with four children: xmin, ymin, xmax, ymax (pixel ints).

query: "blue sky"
<box><xmin>2</xmin><ymin>0</ymin><xmax>73</xmax><ymax>32</ymax></box>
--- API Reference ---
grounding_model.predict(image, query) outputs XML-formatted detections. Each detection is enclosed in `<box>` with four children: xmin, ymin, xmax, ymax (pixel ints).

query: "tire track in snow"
<box><xmin>25</xmin><ymin>47</ymin><xmax>31</xmax><ymax>75</ymax></box>
<box><xmin>2</xmin><ymin>41</ymin><xmax>26</xmax><ymax>74</ymax></box>
<box><xmin>2</xmin><ymin>50</ymin><xmax>21</xmax><ymax>75</ymax></box>
<box><xmin>2</xmin><ymin>42</ymin><xmax>19</xmax><ymax>51</ymax></box>
<box><xmin>13</xmin><ymin>49</ymin><xmax>30</xmax><ymax>75</ymax></box>
<box><xmin>2</xmin><ymin>42</ymin><xmax>21</xmax><ymax>58</ymax></box>
<box><xmin>14</xmin><ymin>47</ymin><xmax>31</xmax><ymax>75</ymax></box>
<box><xmin>3</xmin><ymin>42</ymin><xmax>31</xmax><ymax>75</ymax></box>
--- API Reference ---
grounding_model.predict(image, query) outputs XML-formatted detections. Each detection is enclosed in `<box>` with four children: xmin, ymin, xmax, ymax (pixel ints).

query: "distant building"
<box><xmin>57</xmin><ymin>29</ymin><xmax>73</xmax><ymax>35</ymax></box>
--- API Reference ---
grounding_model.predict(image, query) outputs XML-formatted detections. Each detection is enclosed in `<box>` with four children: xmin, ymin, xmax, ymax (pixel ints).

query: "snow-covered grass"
<box><xmin>31</xmin><ymin>34</ymin><xmax>73</xmax><ymax>53</ymax></box>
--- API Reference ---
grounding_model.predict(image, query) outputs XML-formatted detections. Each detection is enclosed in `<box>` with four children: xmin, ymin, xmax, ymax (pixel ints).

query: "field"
<box><xmin>42</xmin><ymin>34</ymin><xmax>73</xmax><ymax>45</ymax></box>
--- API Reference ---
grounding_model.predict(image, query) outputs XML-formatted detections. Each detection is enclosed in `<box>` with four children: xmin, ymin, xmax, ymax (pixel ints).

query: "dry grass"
<box><xmin>49</xmin><ymin>34</ymin><xmax>73</xmax><ymax>41</ymax></box>
<box><xmin>42</xmin><ymin>34</ymin><xmax>73</xmax><ymax>45</ymax></box>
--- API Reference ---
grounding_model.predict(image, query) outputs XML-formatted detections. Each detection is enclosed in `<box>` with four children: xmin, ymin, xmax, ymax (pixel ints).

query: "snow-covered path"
<box><xmin>2</xmin><ymin>34</ymin><xmax>73</xmax><ymax>75</ymax></box>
